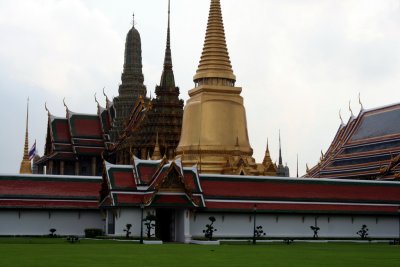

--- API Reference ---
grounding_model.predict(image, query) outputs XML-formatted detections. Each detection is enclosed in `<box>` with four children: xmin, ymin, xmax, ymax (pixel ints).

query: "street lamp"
<box><xmin>140</xmin><ymin>203</ymin><xmax>144</xmax><ymax>244</ymax></box>
<box><xmin>253</xmin><ymin>204</ymin><xmax>257</xmax><ymax>245</ymax></box>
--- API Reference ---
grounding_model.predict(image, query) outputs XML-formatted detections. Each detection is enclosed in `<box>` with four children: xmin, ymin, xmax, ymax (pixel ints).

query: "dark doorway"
<box><xmin>156</xmin><ymin>209</ymin><xmax>175</xmax><ymax>242</ymax></box>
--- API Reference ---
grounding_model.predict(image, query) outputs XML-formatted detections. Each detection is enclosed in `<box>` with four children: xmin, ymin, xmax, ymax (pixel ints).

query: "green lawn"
<box><xmin>0</xmin><ymin>238</ymin><xmax>399</xmax><ymax>267</ymax></box>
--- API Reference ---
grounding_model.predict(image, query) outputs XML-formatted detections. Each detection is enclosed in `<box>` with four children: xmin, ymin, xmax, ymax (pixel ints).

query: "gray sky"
<box><xmin>1</xmin><ymin>0</ymin><xmax>400</xmax><ymax>176</ymax></box>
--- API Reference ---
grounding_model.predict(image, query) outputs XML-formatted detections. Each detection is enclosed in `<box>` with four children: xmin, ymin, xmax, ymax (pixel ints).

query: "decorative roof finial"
<box><xmin>358</xmin><ymin>92</ymin><xmax>364</xmax><ymax>110</ymax></box>
<box><xmin>94</xmin><ymin>93</ymin><xmax>100</xmax><ymax>107</ymax></box>
<box><xmin>339</xmin><ymin>109</ymin><xmax>344</xmax><ymax>125</ymax></box>
<box><xmin>349</xmin><ymin>100</ymin><xmax>354</xmax><ymax>117</ymax></box>
<box><xmin>266</xmin><ymin>138</ymin><xmax>269</xmax><ymax>152</ymax></box>
<box><xmin>306</xmin><ymin>163</ymin><xmax>310</xmax><ymax>173</ymax></box>
<box><xmin>63</xmin><ymin>98</ymin><xmax>69</xmax><ymax>111</ymax></box>
<box><xmin>44</xmin><ymin>102</ymin><xmax>50</xmax><ymax>116</ymax></box>
<box><xmin>103</xmin><ymin>87</ymin><xmax>111</xmax><ymax>108</ymax></box>
<box><xmin>132</xmin><ymin>12</ymin><xmax>135</xmax><ymax>28</ymax></box>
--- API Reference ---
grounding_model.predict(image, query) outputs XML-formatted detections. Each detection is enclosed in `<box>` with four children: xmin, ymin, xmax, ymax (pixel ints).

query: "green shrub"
<box><xmin>84</xmin><ymin>228</ymin><xmax>103</xmax><ymax>238</ymax></box>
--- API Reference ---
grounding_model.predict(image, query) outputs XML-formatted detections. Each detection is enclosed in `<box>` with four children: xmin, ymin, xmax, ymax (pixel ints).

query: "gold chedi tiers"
<box><xmin>176</xmin><ymin>0</ymin><xmax>265</xmax><ymax>175</ymax></box>
<box><xmin>20</xmin><ymin>100</ymin><xmax>32</xmax><ymax>174</ymax></box>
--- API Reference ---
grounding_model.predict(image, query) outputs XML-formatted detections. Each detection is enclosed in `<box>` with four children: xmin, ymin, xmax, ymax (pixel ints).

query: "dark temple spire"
<box><xmin>164</xmin><ymin>0</ymin><xmax>172</xmax><ymax>69</ymax></box>
<box><xmin>160</xmin><ymin>0</ymin><xmax>175</xmax><ymax>88</ymax></box>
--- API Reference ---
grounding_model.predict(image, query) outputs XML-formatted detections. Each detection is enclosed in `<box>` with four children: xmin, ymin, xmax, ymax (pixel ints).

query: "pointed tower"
<box><xmin>276</xmin><ymin>131</ymin><xmax>289</xmax><ymax>177</ymax></box>
<box><xmin>176</xmin><ymin>0</ymin><xmax>256</xmax><ymax>174</ymax></box>
<box><xmin>110</xmin><ymin>13</ymin><xmax>147</xmax><ymax>142</ymax></box>
<box><xmin>261</xmin><ymin>140</ymin><xmax>277</xmax><ymax>176</ymax></box>
<box><xmin>20</xmin><ymin>99</ymin><xmax>32</xmax><ymax>174</ymax></box>
<box><xmin>114</xmin><ymin>1</ymin><xmax>183</xmax><ymax>161</ymax></box>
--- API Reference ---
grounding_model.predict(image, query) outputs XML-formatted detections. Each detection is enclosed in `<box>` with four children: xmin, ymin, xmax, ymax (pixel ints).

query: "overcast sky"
<box><xmin>1</xmin><ymin>0</ymin><xmax>400</xmax><ymax>176</ymax></box>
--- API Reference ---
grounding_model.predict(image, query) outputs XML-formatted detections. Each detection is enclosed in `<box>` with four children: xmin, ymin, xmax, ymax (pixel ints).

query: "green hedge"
<box><xmin>84</xmin><ymin>229</ymin><xmax>104</xmax><ymax>238</ymax></box>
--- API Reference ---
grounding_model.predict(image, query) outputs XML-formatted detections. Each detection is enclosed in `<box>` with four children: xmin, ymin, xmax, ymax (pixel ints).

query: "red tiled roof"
<box><xmin>200</xmin><ymin>176</ymin><xmax>400</xmax><ymax>203</ymax></box>
<box><xmin>102</xmin><ymin>161</ymin><xmax>205</xmax><ymax>208</ymax></box>
<box><xmin>69</xmin><ymin>114</ymin><xmax>103</xmax><ymax>138</ymax></box>
<box><xmin>51</xmin><ymin>118</ymin><xmax>70</xmax><ymax>143</ymax></box>
<box><xmin>0</xmin><ymin>174</ymin><xmax>102</xmax><ymax>209</ymax></box>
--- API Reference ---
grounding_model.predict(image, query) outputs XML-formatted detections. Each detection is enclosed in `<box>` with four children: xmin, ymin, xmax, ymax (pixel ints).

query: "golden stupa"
<box><xmin>20</xmin><ymin>99</ymin><xmax>32</xmax><ymax>174</ymax></box>
<box><xmin>176</xmin><ymin>0</ymin><xmax>275</xmax><ymax>175</ymax></box>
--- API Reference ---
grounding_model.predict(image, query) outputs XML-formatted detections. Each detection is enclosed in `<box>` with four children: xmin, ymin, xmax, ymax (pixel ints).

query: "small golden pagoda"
<box><xmin>20</xmin><ymin>99</ymin><xmax>32</xmax><ymax>174</ymax></box>
<box><xmin>176</xmin><ymin>0</ymin><xmax>272</xmax><ymax>175</ymax></box>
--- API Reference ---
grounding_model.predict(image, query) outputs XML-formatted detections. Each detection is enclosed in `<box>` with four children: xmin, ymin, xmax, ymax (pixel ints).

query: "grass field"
<box><xmin>0</xmin><ymin>238</ymin><xmax>399</xmax><ymax>267</ymax></box>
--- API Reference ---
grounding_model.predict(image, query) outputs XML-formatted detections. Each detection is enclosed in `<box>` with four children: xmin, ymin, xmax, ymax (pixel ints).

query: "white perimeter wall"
<box><xmin>111</xmin><ymin>208</ymin><xmax>156</xmax><ymax>237</ymax></box>
<box><xmin>0</xmin><ymin>210</ymin><xmax>104</xmax><ymax>236</ymax></box>
<box><xmin>190</xmin><ymin>213</ymin><xmax>400</xmax><ymax>239</ymax></box>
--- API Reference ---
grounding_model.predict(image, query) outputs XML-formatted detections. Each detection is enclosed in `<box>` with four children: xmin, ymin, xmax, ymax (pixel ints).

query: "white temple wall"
<box><xmin>112</xmin><ymin>208</ymin><xmax>156</xmax><ymax>237</ymax></box>
<box><xmin>0</xmin><ymin>210</ymin><xmax>103</xmax><ymax>236</ymax></box>
<box><xmin>190</xmin><ymin>213</ymin><xmax>400</xmax><ymax>239</ymax></box>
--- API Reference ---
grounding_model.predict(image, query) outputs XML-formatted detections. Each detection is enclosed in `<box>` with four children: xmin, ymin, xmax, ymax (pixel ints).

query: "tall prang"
<box><xmin>114</xmin><ymin>0</ymin><xmax>183</xmax><ymax>162</ymax></box>
<box><xmin>176</xmin><ymin>0</ymin><xmax>259</xmax><ymax>175</ymax></box>
<box><xmin>110</xmin><ymin>14</ymin><xmax>147</xmax><ymax>142</ymax></box>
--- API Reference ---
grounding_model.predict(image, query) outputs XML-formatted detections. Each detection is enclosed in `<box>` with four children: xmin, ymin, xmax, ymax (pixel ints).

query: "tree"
<box><xmin>310</xmin><ymin>226</ymin><xmax>320</xmax><ymax>239</ymax></box>
<box><xmin>356</xmin><ymin>224</ymin><xmax>369</xmax><ymax>239</ymax></box>
<box><xmin>203</xmin><ymin>216</ymin><xmax>217</xmax><ymax>241</ymax></box>
<box><xmin>254</xmin><ymin>225</ymin><xmax>266</xmax><ymax>238</ymax></box>
<box><xmin>123</xmin><ymin>224</ymin><xmax>132</xmax><ymax>238</ymax></box>
<box><xmin>143</xmin><ymin>214</ymin><xmax>156</xmax><ymax>238</ymax></box>
<box><xmin>49</xmin><ymin>228</ymin><xmax>57</xmax><ymax>237</ymax></box>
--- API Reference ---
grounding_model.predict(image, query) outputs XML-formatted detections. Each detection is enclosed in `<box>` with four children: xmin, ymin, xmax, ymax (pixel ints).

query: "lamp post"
<box><xmin>253</xmin><ymin>204</ymin><xmax>257</xmax><ymax>245</ymax></box>
<box><xmin>140</xmin><ymin>203</ymin><xmax>144</xmax><ymax>244</ymax></box>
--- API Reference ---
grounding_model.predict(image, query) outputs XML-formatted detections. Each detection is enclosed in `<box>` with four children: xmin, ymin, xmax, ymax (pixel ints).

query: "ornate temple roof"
<box><xmin>37</xmin><ymin>101</ymin><xmax>114</xmax><ymax>164</ymax></box>
<box><xmin>306</xmin><ymin>103</ymin><xmax>400</xmax><ymax>180</ymax></box>
<box><xmin>0</xmin><ymin>174</ymin><xmax>101</xmax><ymax>209</ymax></box>
<box><xmin>193</xmin><ymin>0</ymin><xmax>236</xmax><ymax>82</ymax></box>
<box><xmin>99</xmin><ymin>159</ymin><xmax>400</xmax><ymax>215</ymax></box>
<box><xmin>100</xmin><ymin>158</ymin><xmax>205</xmax><ymax>208</ymax></box>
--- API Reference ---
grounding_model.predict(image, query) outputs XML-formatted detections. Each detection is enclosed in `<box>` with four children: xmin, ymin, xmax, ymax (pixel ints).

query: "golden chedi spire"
<box><xmin>20</xmin><ymin>98</ymin><xmax>32</xmax><ymax>174</ymax></box>
<box><xmin>177</xmin><ymin>0</ymin><xmax>258</xmax><ymax>174</ymax></box>
<box><xmin>193</xmin><ymin>0</ymin><xmax>236</xmax><ymax>82</ymax></box>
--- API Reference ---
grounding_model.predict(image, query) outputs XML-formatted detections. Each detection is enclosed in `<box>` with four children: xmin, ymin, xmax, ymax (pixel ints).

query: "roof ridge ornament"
<box><xmin>94</xmin><ymin>93</ymin><xmax>100</xmax><ymax>107</ymax></box>
<box><xmin>349</xmin><ymin>100</ymin><xmax>354</xmax><ymax>117</ymax></box>
<box><xmin>63</xmin><ymin>98</ymin><xmax>69</xmax><ymax>112</ymax></box>
<box><xmin>339</xmin><ymin>109</ymin><xmax>344</xmax><ymax>125</ymax></box>
<box><xmin>44</xmin><ymin>102</ymin><xmax>51</xmax><ymax>116</ymax></box>
<box><xmin>358</xmin><ymin>92</ymin><xmax>364</xmax><ymax>110</ymax></box>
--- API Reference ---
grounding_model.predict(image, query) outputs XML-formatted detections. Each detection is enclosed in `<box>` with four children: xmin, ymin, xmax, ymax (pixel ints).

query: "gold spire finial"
<box><xmin>20</xmin><ymin>98</ymin><xmax>32</xmax><ymax>174</ymax></box>
<box><xmin>193</xmin><ymin>0</ymin><xmax>236</xmax><ymax>83</ymax></box>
